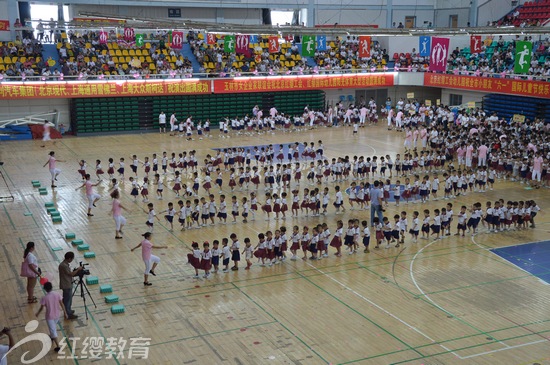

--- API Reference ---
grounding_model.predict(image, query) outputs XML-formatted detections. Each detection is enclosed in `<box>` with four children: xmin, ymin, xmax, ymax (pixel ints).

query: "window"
<box><xmin>449</xmin><ymin>94</ymin><xmax>463</xmax><ymax>106</ymax></box>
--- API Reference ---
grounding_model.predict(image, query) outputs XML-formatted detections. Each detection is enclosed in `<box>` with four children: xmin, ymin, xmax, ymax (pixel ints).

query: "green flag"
<box><xmin>224</xmin><ymin>35</ymin><xmax>236</xmax><ymax>53</ymax></box>
<box><xmin>514</xmin><ymin>41</ymin><xmax>532</xmax><ymax>74</ymax></box>
<box><xmin>302</xmin><ymin>35</ymin><xmax>315</xmax><ymax>57</ymax></box>
<box><xmin>135</xmin><ymin>34</ymin><xmax>144</xmax><ymax>47</ymax></box>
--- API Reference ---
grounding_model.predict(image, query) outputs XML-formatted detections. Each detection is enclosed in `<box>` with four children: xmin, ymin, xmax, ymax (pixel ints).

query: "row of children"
<box><xmin>182</xmin><ymin>198</ymin><xmax>542</xmax><ymax>278</ymax></box>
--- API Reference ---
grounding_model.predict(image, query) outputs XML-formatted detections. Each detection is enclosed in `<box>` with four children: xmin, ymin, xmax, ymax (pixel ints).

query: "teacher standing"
<box><xmin>370</xmin><ymin>180</ymin><xmax>384</xmax><ymax>227</ymax></box>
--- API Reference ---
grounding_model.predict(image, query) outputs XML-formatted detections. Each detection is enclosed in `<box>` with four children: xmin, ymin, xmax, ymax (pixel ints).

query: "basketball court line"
<box><xmin>410</xmin><ymin>234</ymin><xmax>550</xmax><ymax>361</ymax></box>
<box><xmin>6</xmin><ymin>159</ymin><xmax>548</xmax><ymax>364</ymax></box>
<box><xmin>301</xmin><ymin>261</ymin><xmax>452</xmax><ymax>360</ymax></box>
<box><xmin>410</xmin><ymin>237</ymin><xmax>511</xmax><ymax>358</ymax></box>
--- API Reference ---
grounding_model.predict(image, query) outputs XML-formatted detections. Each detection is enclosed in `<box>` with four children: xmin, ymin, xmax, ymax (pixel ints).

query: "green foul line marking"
<box><xmin>2</xmin><ymin>204</ymin><xmax>16</xmax><ymax>230</ymax></box>
<box><xmin>292</xmin><ymin>271</ymin><xmax>425</xmax><ymax>359</ymax></box>
<box><xmin>232</xmin><ymin>282</ymin><xmax>331</xmax><ymax>364</ymax></box>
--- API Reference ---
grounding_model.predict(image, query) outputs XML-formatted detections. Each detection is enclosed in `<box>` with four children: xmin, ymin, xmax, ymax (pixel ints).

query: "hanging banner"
<box><xmin>514</xmin><ymin>41</ymin><xmax>532</xmax><ymax>74</ymax></box>
<box><xmin>249</xmin><ymin>35</ymin><xmax>258</xmax><ymax>44</ymax></box>
<box><xmin>224</xmin><ymin>35</ymin><xmax>236</xmax><ymax>53</ymax></box>
<box><xmin>135</xmin><ymin>34</ymin><xmax>144</xmax><ymax>47</ymax></box>
<box><xmin>213</xmin><ymin>73</ymin><xmax>394</xmax><ymax>93</ymax></box>
<box><xmin>99</xmin><ymin>30</ymin><xmax>108</xmax><ymax>44</ymax></box>
<box><xmin>123</xmin><ymin>27</ymin><xmax>134</xmax><ymax>42</ymax></box>
<box><xmin>302</xmin><ymin>35</ymin><xmax>315</xmax><ymax>57</ymax></box>
<box><xmin>430</xmin><ymin>37</ymin><xmax>449</xmax><ymax>72</ymax></box>
<box><xmin>206</xmin><ymin>33</ymin><xmax>217</xmax><ymax>45</ymax></box>
<box><xmin>171</xmin><ymin>31</ymin><xmax>184</xmax><ymax>49</ymax></box>
<box><xmin>316</xmin><ymin>35</ymin><xmax>327</xmax><ymax>51</ymax></box>
<box><xmin>419</xmin><ymin>36</ymin><xmax>431</xmax><ymax>57</ymax></box>
<box><xmin>424</xmin><ymin>73</ymin><xmax>550</xmax><ymax>99</ymax></box>
<box><xmin>358</xmin><ymin>36</ymin><xmax>371</xmax><ymax>58</ymax></box>
<box><xmin>470</xmin><ymin>35</ymin><xmax>482</xmax><ymax>53</ymax></box>
<box><xmin>0</xmin><ymin>80</ymin><xmax>211</xmax><ymax>99</ymax></box>
<box><xmin>268</xmin><ymin>36</ymin><xmax>279</xmax><ymax>53</ymax></box>
<box><xmin>236</xmin><ymin>35</ymin><xmax>250</xmax><ymax>56</ymax></box>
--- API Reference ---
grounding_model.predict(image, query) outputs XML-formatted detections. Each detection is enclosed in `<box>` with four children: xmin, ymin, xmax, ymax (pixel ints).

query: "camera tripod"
<box><xmin>72</xmin><ymin>274</ymin><xmax>97</xmax><ymax>321</ymax></box>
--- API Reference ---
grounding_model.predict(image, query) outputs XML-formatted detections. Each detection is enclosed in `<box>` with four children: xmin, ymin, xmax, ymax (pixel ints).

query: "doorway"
<box><xmin>449</xmin><ymin>15</ymin><xmax>458</xmax><ymax>28</ymax></box>
<box><xmin>405</xmin><ymin>16</ymin><xmax>416</xmax><ymax>28</ymax></box>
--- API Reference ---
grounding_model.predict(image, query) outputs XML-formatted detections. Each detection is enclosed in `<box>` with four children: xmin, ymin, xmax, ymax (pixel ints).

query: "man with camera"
<box><xmin>58</xmin><ymin>252</ymin><xmax>83</xmax><ymax>320</ymax></box>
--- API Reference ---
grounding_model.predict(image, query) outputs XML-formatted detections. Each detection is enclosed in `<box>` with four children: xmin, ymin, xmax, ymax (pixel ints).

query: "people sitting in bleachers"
<box><xmin>313</xmin><ymin>36</ymin><xmax>390</xmax><ymax>73</ymax></box>
<box><xmin>54</xmin><ymin>30</ymin><xmax>193</xmax><ymax>79</ymax></box>
<box><xmin>187</xmin><ymin>31</ymin><xmax>310</xmax><ymax>76</ymax></box>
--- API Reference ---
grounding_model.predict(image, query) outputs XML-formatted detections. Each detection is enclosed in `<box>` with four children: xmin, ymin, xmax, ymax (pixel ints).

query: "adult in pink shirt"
<box><xmin>110</xmin><ymin>189</ymin><xmax>129</xmax><ymax>239</ymax></box>
<box><xmin>43</xmin><ymin>151</ymin><xmax>64</xmax><ymax>188</ymax></box>
<box><xmin>344</xmin><ymin>108</ymin><xmax>353</xmax><ymax>124</ymax></box>
<box><xmin>35</xmin><ymin>281</ymin><xmax>67</xmax><ymax>352</ymax></box>
<box><xmin>465</xmin><ymin>144</ymin><xmax>474</xmax><ymax>168</ymax></box>
<box><xmin>359</xmin><ymin>106</ymin><xmax>368</xmax><ymax>125</ymax></box>
<box><xmin>532</xmin><ymin>153</ymin><xmax>544</xmax><ymax>182</ymax></box>
<box><xmin>420</xmin><ymin>127</ymin><xmax>428</xmax><ymax>150</ymax></box>
<box><xmin>75</xmin><ymin>174</ymin><xmax>101</xmax><ymax>217</ymax></box>
<box><xmin>404</xmin><ymin>128</ymin><xmax>413</xmax><ymax>151</ymax></box>
<box><xmin>412</xmin><ymin>128</ymin><xmax>419</xmax><ymax>149</ymax></box>
<box><xmin>456</xmin><ymin>145</ymin><xmax>466</xmax><ymax>167</ymax></box>
<box><xmin>477</xmin><ymin>143</ymin><xmax>488</xmax><ymax>167</ymax></box>
<box><xmin>131</xmin><ymin>232</ymin><xmax>167</xmax><ymax>286</ymax></box>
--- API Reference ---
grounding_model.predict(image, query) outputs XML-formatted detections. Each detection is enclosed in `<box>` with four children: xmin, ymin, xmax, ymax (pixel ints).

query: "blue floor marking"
<box><xmin>491</xmin><ymin>240</ymin><xmax>550</xmax><ymax>284</ymax></box>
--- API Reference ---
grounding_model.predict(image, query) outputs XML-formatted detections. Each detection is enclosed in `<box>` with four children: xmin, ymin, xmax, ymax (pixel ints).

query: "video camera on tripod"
<box><xmin>75</xmin><ymin>261</ymin><xmax>90</xmax><ymax>278</ymax></box>
<box><xmin>72</xmin><ymin>261</ymin><xmax>96</xmax><ymax>320</ymax></box>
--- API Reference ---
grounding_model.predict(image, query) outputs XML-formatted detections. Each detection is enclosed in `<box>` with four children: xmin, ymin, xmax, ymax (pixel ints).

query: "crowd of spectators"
<box><xmin>55</xmin><ymin>30</ymin><xmax>193</xmax><ymax>79</ymax></box>
<box><xmin>312</xmin><ymin>36</ymin><xmax>390</xmax><ymax>73</ymax></box>
<box><xmin>0</xmin><ymin>36</ymin><xmax>46</xmax><ymax>78</ymax></box>
<box><xmin>2</xmin><ymin>28</ymin><xmax>550</xmax><ymax>81</ymax></box>
<box><xmin>187</xmin><ymin>31</ymin><xmax>310</xmax><ymax>76</ymax></box>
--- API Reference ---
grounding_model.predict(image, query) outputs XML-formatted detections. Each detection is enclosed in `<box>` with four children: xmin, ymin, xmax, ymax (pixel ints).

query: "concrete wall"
<box><xmin>440</xmin><ymin>88</ymin><xmax>485</xmax><ymax>105</ymax></box>
<box><xmin>434</xmin><ymin>9</ymin><xmax>470</xmax><ymax>27</ymax></box>
<box><xmin>70</xmin><ymin>5</ymin><xmax>261</xmax><ymax>24</ymax></box>
<box><xmin>316</xmin><ymin>9</ymin><xmax>387</xmax><ymax>26</ymax></box>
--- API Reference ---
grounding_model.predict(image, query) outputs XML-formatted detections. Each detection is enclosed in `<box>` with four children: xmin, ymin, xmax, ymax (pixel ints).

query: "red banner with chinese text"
<box><xmin>213</xmin><ymin>74</ymin><xmax>394</xmax><ymax>94</ymax></box>
<box><xmin>0</xmin><ymin>80</ymin><xmax>211</xmax><ymax>99</ymax></box>
<box><xmin>424</xmin><ymin>73</ymin><xmax>550</xmax><ymax>99</ymax></box>
<box><xmin>0</xmin><ymin>20</ymin><xmax>10</xmax><ymax>31</ymax></box>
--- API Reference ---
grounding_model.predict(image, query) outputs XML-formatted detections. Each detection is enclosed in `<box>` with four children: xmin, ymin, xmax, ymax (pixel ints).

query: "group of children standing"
<box><xmin>182</xmin><ymin>197</ymin><xmax>541</xmax><ymax>278</ymax></box>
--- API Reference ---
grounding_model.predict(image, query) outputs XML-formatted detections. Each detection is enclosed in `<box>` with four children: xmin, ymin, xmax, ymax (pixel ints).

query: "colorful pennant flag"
<box><xmin>470</xmin><ymin>35</ymin><xmax>482</xmax><ymax>53</ymax></box>
<box><xmin>268</xmin><ymin>36</ymin><xmax>279</xmax><ymax>53</ymax></box>
<box><xmin>419</xmin><ymin>36</ymin><xmax>431</xmax><ymax>57</ymax></box>
<box><xmin>171</xmin><ymin>31</ymin><xmax>184</xmax><ymax>49</ymax></box>
<box><xmin>358</xmin><ymin>36</ymin><xmax>371</xmax><ymax>58</ymax></box>
<box><xmin>123</xmin><ymin>27</ymin><xmax>134</xmax><ymax>42</ymax></box>
<box><xmin>514</xmin><ymin>41</ymin><xmax>532</xmax><ymax>74</ymax></box>
<box><xmin>317</xmin><ymin>35</ymin><xmax>327</xmax><ymax>51</ymax></box>
<box><xmin>236</xmin><ymin>35</ymin><xmax>250</xmax><ymax>56</ymax></box>
<box><xmin>302</xmin><ymin>35</ymin><xmax>315</xmax><ymax>57</ymax></box>
<box><xmin>206</xmin><ymin>33</ymin><xmax>217</xmax><ymax>45</ymax></box>
<box><xmin>99</xmin><ymin>30</ymin><xmax>108</xmax><ymax>45</ymax></box>
<box><xmin>430</xmin><ymin>37</ymin><xmax>449</xmax><ymax>72</ymax></box>
<box><xmin>135</xmin><ymin>34</ymin><xmax>144</xmax><ymax>47</ymax></box>
<box><xmin>224</xmin><ymin>35</ymin><xmax>236</xmax><ymax>53</ymax></box>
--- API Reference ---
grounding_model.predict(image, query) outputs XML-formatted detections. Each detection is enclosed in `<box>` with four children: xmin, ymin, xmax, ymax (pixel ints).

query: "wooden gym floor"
<box><xmin>0</xmin><ymin>124</ymin><xmax>549</xmax><ymax>365</ymax></box>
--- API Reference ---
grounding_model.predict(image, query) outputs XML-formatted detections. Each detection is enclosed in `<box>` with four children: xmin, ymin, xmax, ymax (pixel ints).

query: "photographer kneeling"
<box><xmin>58</xmin><ymin>252</ymin><xmax>83</xmax><ymax>320</ymax></box>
